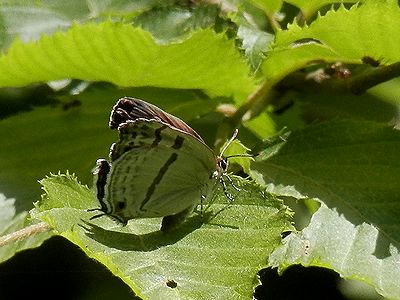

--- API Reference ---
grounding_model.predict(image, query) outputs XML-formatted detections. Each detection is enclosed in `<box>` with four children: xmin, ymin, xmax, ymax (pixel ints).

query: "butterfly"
<box><xmin>91</xmin><ymin>97</ymin><xmax>239</xmax><ymax>231</ymax></box>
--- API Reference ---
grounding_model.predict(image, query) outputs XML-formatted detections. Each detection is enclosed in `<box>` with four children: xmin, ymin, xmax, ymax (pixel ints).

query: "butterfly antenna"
<box><xmin>224</xmin><ymin>153</ymin><xmax>257</xmax><ymax>159</ymax></box>
<box><xmin>220</xmin><ymin>129</ymin><xmax>239</xmax><ymax>157</ymax></box>
<box><xmin>86</xmin><ymin>208</ymin><xmax>102</xmax><ymax>212</ymax></box>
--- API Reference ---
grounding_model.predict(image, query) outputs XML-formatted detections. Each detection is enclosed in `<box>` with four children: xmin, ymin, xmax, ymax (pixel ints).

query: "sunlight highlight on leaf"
<box><xmin>0</xmin><ymin>22</ymin><xmax>256</xmax><ymax>101</ymax></box>
<box><xmin>263</xmin><ymin>2</ymin><xmax>400</xmax><ymax>83</ymax></box>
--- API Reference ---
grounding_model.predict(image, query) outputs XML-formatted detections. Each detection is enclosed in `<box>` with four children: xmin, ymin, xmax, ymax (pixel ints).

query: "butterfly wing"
<box><xmin>109</xmin><ymin>97</ymin><xmax>203</xmax><ymax>141</ymax></box>
<box><xmin>100</xmin><ymin>120</ymin><xmax>217</xmax><ymax>222</ymax></box>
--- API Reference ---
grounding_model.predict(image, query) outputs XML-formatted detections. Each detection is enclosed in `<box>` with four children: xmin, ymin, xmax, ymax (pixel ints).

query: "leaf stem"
<box><xmin>0</xmin><ymin>222</ymin><xmax>53</xmax><ymax>247</ymax></box>
<box><xmin>348</xmin><ymin>61</ymin><xmax>400</xmax><ymax>94</ymax></box>
<box><xmin>215</xmin><ymin>80</ymin><xmax>275</xmax><ymax>149</ymax></box>
<box><xmin>278</xmin><ymin>61</ymin><xmax>400</xmax><ymax>95</ymax></box>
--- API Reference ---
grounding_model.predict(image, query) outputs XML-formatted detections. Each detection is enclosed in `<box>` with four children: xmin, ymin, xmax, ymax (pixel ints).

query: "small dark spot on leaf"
<box><xmin>166</xmin><ymin>279</ymin><xmax>177</xmax><ymax>288</ymax></box>
<box><xmin>362</xmin><ymin>56</ymin><xmax>380</xmax><ymax>67</ymax></box>
<box><xmin>62</xmin><ymin>99</ymin><xmax>82</xmax><ymax>111</ymax></box>
<box><xmin>280</xmin><ymin>231</ymin><xmax>292</xmax><ymax>239</ymax></box>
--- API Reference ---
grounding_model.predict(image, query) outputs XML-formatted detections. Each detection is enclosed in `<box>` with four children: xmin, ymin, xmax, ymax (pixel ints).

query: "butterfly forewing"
<box><xmin>110</xmin><ymin>97</ymin><xmax>203</xmax><ymax>141</ymax></box>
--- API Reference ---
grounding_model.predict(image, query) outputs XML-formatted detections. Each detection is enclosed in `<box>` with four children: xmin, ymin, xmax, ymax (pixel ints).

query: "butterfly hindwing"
<box><xmin>100</xmin><ymin>120</ymin><xmax>218</xmax><ymax>222</ymax></box>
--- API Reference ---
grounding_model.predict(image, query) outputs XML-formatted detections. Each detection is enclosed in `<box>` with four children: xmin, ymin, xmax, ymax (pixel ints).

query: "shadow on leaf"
<box><xmin>79</xmin><ymin>212</ymin><xmax>212</xmax><ymax>251</ymax></box>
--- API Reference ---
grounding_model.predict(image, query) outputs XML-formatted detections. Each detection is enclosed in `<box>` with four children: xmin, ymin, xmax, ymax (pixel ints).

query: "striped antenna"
<box><xmin>220</xmin><ymin>129</ymin><xmax>239</xmax><ymax>157</ymax></box>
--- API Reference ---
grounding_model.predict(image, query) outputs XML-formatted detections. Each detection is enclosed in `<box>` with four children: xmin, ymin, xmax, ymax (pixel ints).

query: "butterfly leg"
<box><xmin>220</xmin><ymin>174</ymin><xmax>241</xmax><ymax>202</ymax></box>
<box><xmin>200</xmin><ymin>195</ymin><xmax>206</xmax><ymax>218</ymax></box>
<box><xmin>222</xmin><ymin>173</ymin><xmax>240</xmax><ymax>192</ymax></box>
<box><xmin>219</xmin><ymin>176</ymin><xmax>234</xmax><ymax>201</ymax></box>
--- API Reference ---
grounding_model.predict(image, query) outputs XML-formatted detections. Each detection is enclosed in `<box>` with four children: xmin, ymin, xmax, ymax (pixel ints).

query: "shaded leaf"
<box><xmin>236</xmin><ymin>17</ymin><xmax>274</xmax><ymax>71</ymax></box>
<box><xmin>0</xmin><ymin>0</ymin><xmax>172</xmax><ymax>51</ymax></box>
<box><xmin>133</xmin><ymin>4</ymin><xmax>220</xmax><ymax>43</ymax></box>
<box><xmin>0</xmin><ymin>85</ymin><xmax>220</xmax><ymax>213</ymax></box>
<box><xmin>251</xmin><ymin>120</ymin><xmax>400</xmax><ymax>250</ymax></box>
<box><xmin>247</xmin><ymin>0</ymin><xmax>283</xmax><ymax>17</ymax></box>
<box><xmin>0</xmin><ymin>4</ymin><xmax>72</xmax><ymax>51</ymax></box>
<box><xmin>0</xmin><ymin>88</ymin><xmax>114</xmax><ymax>212</ymax></box>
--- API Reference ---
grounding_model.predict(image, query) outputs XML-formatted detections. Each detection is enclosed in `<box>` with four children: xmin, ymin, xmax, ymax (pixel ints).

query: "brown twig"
<box><xmin>347</xmin><ymin>61</ymin><xmax>400</xmax><ymax>95</ymax></box>
<box><xmin>278</xmin><ymin>61</ymin><xmax>400</xmax><ymax>95</ymax></box>
<box><xmin>0</xmin><ymin>222</ymin><xmax>53</xmax><ymax>247</ymax></box>
<box><xmin>214</xmin><ymin>80</ymin><xmax>275</xmax><ymax>149</ymax></box>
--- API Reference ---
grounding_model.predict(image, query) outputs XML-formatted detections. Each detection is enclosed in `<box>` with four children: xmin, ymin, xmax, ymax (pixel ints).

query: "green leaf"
<box><xmin>269</xmin><ymin>204</ymin><xmax>400</xmax><ymax>299</ymax></box>
<box><xmin>0</xmin><ymin>85</ymin><xmax>220</xmax><ymax>213</ymax></box>
<box><xmin>0</xmin><ymin>22</ymin><xmax>255</xmax><ymax>101</ymax></box>
<box><xmin>32</xmin><ymin>173</ymin><xmax>293</xmax><ymax>299</ymax></box>
<box><xmin>0</xmin><ymin>193</ymin><xmax>53</xmax><ymax>263</ymax></box>
<box><xmin>251</xmin><ymin>120</ymin><xmax>400</xmax><ymax>250</ymax></box>
<box><xmin>0</xmin><ymin>88</ymin><xmax>114</xmax><ymax>213</ymax></box>
<box><xmin>236</xmin><ymin>17</ymin><xmax>274</xmax><ymax>71</ymax></box>
<box><xmin>0</xmin><ymin>4</ymin><xmax>72</xmax><ymax>51</ymax></box>
<box><xmin>263</xmin><ymin>2</ymin><xmax>400</xmax><ymax>84</ymax></box>
<box><xmin>247</xmin><ymin>0</ymin><xmax>283</xmax><ymax>16</ymax></box>
<box><xmin>222</xmin><ymin>139</ymin><xmax>253</xmax><ymax>174</ymax></box>
<box><xmin>284</xmin><ymin>0</ymin><xmax>362</xmax><ymax>18</ymax></box>
<box><xmin>243</xmin><ymin>111</ymin><xmax>277</xmax><ymax>139</ymax></box>
<box><xmin>133</xmin><ymin>5</ymin><xmax>220</xmax><ymax>43</ymax></box>
<box><xmin>297</xmin><ymin>85</ymin><xmax>400</xmax><ymax>124</ymax></box>
<box><xmin>0</xmin><ymin>0</ymin><xmax>170</xmax><ymax>51</ymax></box>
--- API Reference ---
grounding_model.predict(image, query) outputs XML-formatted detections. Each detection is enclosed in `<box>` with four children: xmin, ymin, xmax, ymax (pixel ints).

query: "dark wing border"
<box><xmin>109</xmin><ymin>97</ymin><xmax>203</xmax><ymax>142</ymax></box>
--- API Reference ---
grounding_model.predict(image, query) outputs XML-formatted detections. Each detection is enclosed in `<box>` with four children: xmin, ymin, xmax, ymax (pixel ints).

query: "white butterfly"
<box><xmin>91</xmin><ymin>97</ymin><xmax>239</xmax><ymax>231</ymax></box>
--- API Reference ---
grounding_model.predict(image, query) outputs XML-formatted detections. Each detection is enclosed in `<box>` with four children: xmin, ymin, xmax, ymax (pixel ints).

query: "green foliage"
<box><xmin>285</xmin><ymin>0</ymin><xmax>362</xmax><ymax>18</ymax></box>
<box><xmin>1</xmin><ymin>0</ymin><xmax>400</xmax><ymax>299</ymax></box>
<box><xmin>251</xmin><ymin>120</ymin><xmax>400</xmax><ymax>249</ymax></box>
<box><xmin>0</xmin><ymin>194</ymin><xmax>53</xmax><ymax>263</ymax></box>
<box><xmin>269</xmin><ymin>205</ymin><xmax>400</xmax><ymax>299</ymax></box>
<box><xmin>263</xmin><ymin>1</ymin><xmax>400</xmax><ymax>83</ymax></box>
<box><xmin>33</xmin><ymin>174</ymin><xmax>293</xmax><ymax>299</ymax></box>
<box><xmin>0</xmin><ymin>23</ymin><xmax>255</xmax><ymax>101</ymax></box>
<box><xmin>247</xmin><ymin>0</ymin><xmax>283</xmax><ymax>17</ymax></box>
<box><xmin>133</xmin><ymin>4</ymin><xmax>221</xmax><ymax>43</ymax></box>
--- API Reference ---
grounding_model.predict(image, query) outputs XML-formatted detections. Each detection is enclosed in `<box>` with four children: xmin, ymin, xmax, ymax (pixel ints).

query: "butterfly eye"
<box><xmin>218</xmin><ymin>158</ymin><xmax>228</xmax><ymax>172</ymax></box>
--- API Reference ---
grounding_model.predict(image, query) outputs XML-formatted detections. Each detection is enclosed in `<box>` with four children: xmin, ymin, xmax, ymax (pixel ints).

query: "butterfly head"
<box><xmin>212</xmin><ymin>156</ymin><xmax>229</xmax><ymax>179</ymax></box>
<box><xmin>211</xmin><ymin>129</ymin><xmax>239</xmax><ymax>179</ymax></box>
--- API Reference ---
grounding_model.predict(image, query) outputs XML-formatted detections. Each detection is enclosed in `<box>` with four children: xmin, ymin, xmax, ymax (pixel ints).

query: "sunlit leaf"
<box><xmin>0</xmin><ymin>23</ymin><xmax>256</xmax><ymax>101</ymax></box>
<box><xmin>32</xmin><ymin>174</ymin><xmax>293</xmax><ymax>299</ymax></box>
<box><xmin>269</xmin><ymin>205</ymin><xmax>400</xmax><ymax>299</ymax></box>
